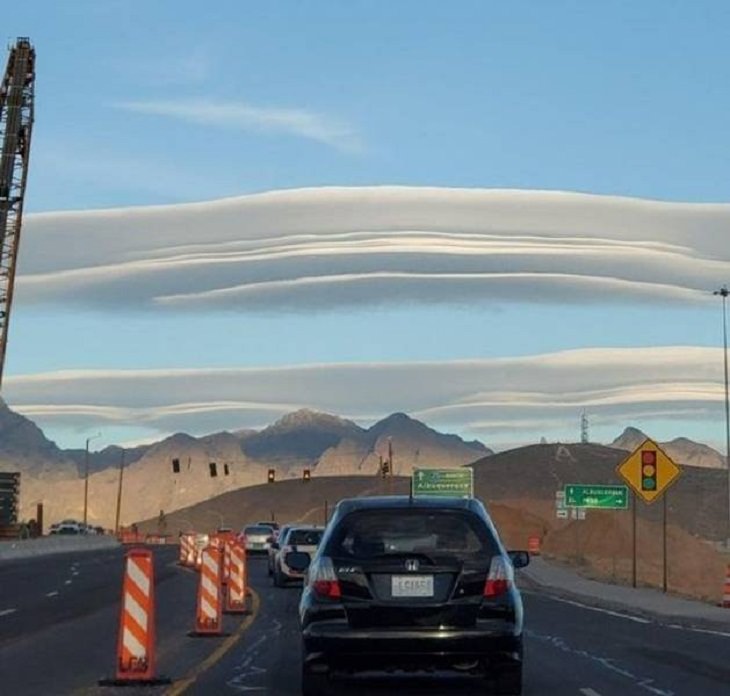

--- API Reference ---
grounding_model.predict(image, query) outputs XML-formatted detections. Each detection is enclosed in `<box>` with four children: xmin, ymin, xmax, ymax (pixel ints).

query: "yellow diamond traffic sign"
<box><xmin>616</xmin><ymin>437</ymin><xmax>681</xmax><ymax>504</ymax></box>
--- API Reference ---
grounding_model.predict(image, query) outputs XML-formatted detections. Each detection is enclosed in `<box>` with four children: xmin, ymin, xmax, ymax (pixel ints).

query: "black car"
<box><xmin>299</xmin><ymin>496</ymin><xmax>529</xmax><ymax>695</ymax></box>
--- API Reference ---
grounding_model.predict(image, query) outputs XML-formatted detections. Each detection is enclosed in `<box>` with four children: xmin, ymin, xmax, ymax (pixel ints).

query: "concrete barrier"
<box><xmin>0</xmin><ymin>534</ymin><xmax>120</xmax><ymax>562</ymax></box>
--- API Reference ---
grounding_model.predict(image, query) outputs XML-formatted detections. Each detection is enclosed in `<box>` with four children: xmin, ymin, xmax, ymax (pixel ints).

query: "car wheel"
<box><xmin>493</xmin><ymin>663</ymin><xmax>522</xmax><ymax>695</ymax></box>
<box><xmin>273</xmin><ymin>564</ymin><xmax>285</xmax><ymax>587</ymax></box>
<box><xmin>301</xmin><ymin>663</ymin><xmax>329</xmax><ymax>696</ymax></box>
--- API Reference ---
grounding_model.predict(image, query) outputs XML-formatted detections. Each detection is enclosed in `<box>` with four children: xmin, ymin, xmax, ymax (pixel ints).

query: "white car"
<box><xmin>242</xmin><ymin>524</ymin><xmax>275</xmax><ymax>554</ymax></box>
<box><xmin>272</xmin><ymin>526</ymin><xmax>324</xmax><ymax>586</ymax></box>
<box><xmin>55</xmin><ymin>521</ymin><xmax>84</xmax><ymax>535</ymax></box>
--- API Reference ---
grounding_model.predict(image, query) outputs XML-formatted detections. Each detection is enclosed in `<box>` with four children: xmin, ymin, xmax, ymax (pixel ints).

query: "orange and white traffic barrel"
<box><xmin>99</xmin><ymin>548</ymin><xmax>169</xmax><ymax>686</ymax></box>
<box><xmin>225</xmin><ymin>543</ymin><xmax>248</xmax><ymax>614</ymax></box>
<box><xmin>191</xmin><ymin>545</ymin><xmax>224</xmax><ymax>635</ymax></box>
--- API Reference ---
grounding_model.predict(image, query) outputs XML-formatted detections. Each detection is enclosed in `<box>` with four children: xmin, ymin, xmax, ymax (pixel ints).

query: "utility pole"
<box><xmin>114</xmin><ymin>449</ymin><xmax>125</xmax><ymax>534</ymax></box>
<box><xmin>714</xmin><ymin>286</ymin><xmax>730</xmax><ymax>548</ymax></box>
<box><xmin>82</xmin><ymin>433</ymin><xmax>100</xmax><ymax>525</ymax></box>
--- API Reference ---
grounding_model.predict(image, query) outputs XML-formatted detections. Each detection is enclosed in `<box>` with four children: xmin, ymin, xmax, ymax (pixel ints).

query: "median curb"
<box><xmin>0</xmin><ymin>535</ymin><xmax>121</xmax><ymax>562</ymax></box>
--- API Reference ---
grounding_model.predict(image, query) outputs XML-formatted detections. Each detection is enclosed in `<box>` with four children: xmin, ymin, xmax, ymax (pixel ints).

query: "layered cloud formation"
<box><xmin>20</xmin><ymin>187</ymin><xmax>730</xmax><ymax>312</ymax></box>
<box><xmin>4</xmin><ymin>347</ymin><xmax>724</xmax><ymax>441</ymax></box>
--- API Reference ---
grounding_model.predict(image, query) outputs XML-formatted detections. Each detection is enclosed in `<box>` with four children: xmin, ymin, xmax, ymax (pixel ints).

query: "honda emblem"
<box><xmin>405</xmin><ymin>559</ymin><xmax>419</xmax><ymax>572</ymax></box>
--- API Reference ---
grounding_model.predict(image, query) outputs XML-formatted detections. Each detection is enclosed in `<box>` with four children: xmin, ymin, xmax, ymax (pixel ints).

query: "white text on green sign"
<box><xmin>564</xmin><ymin>484</ymin><xmax>628</xmax><ymax>509</ymax></box>
<box><xmin>412</xmin><ymin>468</ymin><xmax>473</xmax><ymax>498</ymax></box>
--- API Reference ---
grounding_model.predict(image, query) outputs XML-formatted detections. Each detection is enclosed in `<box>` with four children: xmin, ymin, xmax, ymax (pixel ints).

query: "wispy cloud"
<box><xmin>16</xmin><ymin>187</ymin><xmax>730</xmax><ymax>311</ymax></box>
<box><xmin>115</xmin><ymin>99</ymin><xmax>363</xmax><ymax>153</ymax></box>
<box><xmin>4</xmin><ymin>347</ymin><xmax>726</xmax><ymax>447</ymax></box>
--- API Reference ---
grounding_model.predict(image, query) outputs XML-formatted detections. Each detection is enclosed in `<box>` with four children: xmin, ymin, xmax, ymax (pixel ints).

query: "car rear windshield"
<box><xmin>325</xmin><ymin>509</ymin><xmax>497</xmax><ymax>561</ymax></box>
<box><xmin>286</xmin><ymin>528</ymin><xmax>323</xmax><ymax>546</ymax></box>
<box><xmin>245</xmin><ymin>525</ymin><xmax>273</xmax><ymax>535</ymax></box>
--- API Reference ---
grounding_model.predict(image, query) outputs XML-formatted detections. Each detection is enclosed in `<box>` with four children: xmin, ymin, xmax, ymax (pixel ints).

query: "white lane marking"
<box><xmin>0</xmin><ymin>608</ymin><xmax>17</xmax><ymax>617</ymax></box>
<box><xmin>581</xmin><ymin>689</ymin><xmax>603</xmax><ymax>696</ymax></box>
<box><xmin>64</xmin><ymin>580</ymin><xmax>72</xmax><ymax>585</ymax></box>
<box><xmin>525</xmin><ymin>629</ymin><xmax>674</xmax><ymax>696</ymax></box>
<box><xmin>665</xmin><ymin>623</ymin><xmax>730</xmax><ymax>639</ymax></box>
<box><xmin>527</xmin><ymin>591</ymin><xmax>651</xmax><ymax>624</ymax></box>
<box><xmin>45</xmin><ymin>591</ymin><xmax>59</xmax><ymax>598</ymax></box>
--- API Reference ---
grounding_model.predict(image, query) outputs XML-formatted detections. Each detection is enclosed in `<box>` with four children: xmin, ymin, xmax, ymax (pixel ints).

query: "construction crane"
<box><xmin>0</xmin><ymin>38</ymin><xmax>35</xmax><ymax>390</ymax></box>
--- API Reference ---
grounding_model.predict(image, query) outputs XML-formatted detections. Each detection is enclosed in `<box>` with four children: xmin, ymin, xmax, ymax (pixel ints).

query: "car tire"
<box><xmin>273</xmin><ymin>564</ymin><xmax>285</xmax><ymax>587</ymax></box>
<box><xmin>301</xmin><ymin>664</ymin><xmax>329</xmax><ymax>696</ymax></box>
<box><xmin>494</xmin><ymin>664</ymin><xmax>523</xmax><ymax>695</ymax></box>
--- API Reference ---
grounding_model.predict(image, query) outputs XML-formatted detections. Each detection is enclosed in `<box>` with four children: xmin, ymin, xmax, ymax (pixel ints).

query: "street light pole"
<box><xmin>82</xmin><ymin>433</ymin><xmax>101</xmax><ymax>526</ymax></box>
<box><xmin>714</xmin><ymin>286</ymin><xmax>730</xmax><ymax>548</ymax></box>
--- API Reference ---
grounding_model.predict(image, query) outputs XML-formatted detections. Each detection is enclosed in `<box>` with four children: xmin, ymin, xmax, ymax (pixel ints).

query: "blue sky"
<box><xmin>4</xmin><ymin>1</ymin><xmax>730</xmax><ymax>450</ymax></box>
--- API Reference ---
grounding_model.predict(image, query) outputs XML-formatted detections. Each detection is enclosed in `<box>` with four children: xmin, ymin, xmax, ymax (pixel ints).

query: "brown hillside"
<box><xmin>470</xmin><ymin>443</ymin><xmax>730</xmax><ymax>542</ymax></box>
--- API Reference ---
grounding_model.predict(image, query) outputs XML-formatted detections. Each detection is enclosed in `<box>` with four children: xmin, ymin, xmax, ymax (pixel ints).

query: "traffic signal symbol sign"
<box><xmin>640</xmin><ymin>450</ymin><xmax>657</xmax><ymax>491</ymax></box>
<box><xmin>617</xmin><ymin>438</ymin><xmax>681</xmax><ymax>504</ymax></box>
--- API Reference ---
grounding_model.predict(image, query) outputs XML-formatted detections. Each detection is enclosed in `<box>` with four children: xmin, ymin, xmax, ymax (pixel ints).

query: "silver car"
<box><xmin>242</xmin><ymin>524</ymin><xmax>275</xmax><ymax>554</ymax></box>
<box><xmin>268</xmin><ymin>524</ymin><xmax>293</xmax><ymax>576</ymax></box>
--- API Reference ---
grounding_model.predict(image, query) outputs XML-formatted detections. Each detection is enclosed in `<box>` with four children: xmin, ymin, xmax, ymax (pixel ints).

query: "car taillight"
<box><xmin>483</xmin><ymin>555</ymin><xmax>513</xmax><ymax>598</ymax></box>
<box><xmin>310</xmin><ymin>557</ymin><xmax>341</xmax><ymax>599</ymax></box>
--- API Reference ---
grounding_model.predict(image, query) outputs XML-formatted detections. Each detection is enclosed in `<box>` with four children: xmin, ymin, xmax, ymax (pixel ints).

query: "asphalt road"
<box><xmin>0</xmin><ymin>545</ymin><xmax>249</xmax><ymax>696</ymax></box>
<box><xmin>191</xmin><ymin>556</ymin><xmax>730</xmax><ymax>696</ymax></box>
<box><xmin>1</xmin><ymin>548</ymin><xmax>729</xmax><ymax>695</ymax></box>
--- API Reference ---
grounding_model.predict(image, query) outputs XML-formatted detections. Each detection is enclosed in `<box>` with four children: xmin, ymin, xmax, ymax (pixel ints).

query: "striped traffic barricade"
<box><xmin>190</xmin><ymin>545</ymin><xmax>225</xmax><ymax>636</ymax></box>
<box><xmin>722</xmin><ymin>565</ymin><xmax>730</xmax><ymax>608</ymax></box>
<box><xmin>225</xmin><ymin>543</ymin><xmax>248</xmax><ymax>614</ymax></box>
<box><xmin>222</xmin><ymin>540</ymin><xmax>232</xmax><ymax>586</ymax></box>
<box><xmin>179</xmin><ymin>533</ymin><xmax>195</xmax><ymax>567</ymax></box>
<box><xmin>99</xmin><ymin>548</ymin><xmax>169</xmax><ymax>686</ymax></box>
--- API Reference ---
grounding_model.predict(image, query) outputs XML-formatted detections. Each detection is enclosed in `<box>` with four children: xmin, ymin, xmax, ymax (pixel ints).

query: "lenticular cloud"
<box><xmin>18</xmin><ymin>187</ymin><xmax>730</xmax><ymax>311</ymax></box>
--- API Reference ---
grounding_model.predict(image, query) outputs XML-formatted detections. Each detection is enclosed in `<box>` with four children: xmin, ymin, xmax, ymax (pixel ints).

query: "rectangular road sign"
<box><xmin>565</xmin><ymin>484</ymin><xmax>628</xmax><ymax>509</ymax></box>
<box><xmin>412</xmin><ymin>468</ymin><xmax>473</xmax><ymax>498</ymax></box>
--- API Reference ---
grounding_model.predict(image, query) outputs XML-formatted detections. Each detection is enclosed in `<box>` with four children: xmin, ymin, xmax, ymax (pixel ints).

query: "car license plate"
<box><xmin>391</xmin><ymin>575</ymin><xmax>434</xmax><ymax>598</ymax></box>
<box><xmin>250</xmin><ymin>542</ymin><xmax>263</xmax><ymax>549</ymax></box>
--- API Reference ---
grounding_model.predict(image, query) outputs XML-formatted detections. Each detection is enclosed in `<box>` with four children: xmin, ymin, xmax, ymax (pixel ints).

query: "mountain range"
<box><xmin>0</xmin><ymin>402</ymin><xmax>490</xmax><ymax>527</ymax></box>
<box><xmin>1</xmin><ymin>398</ymin><xmax>726</xmax><ymax>528</ymax></box>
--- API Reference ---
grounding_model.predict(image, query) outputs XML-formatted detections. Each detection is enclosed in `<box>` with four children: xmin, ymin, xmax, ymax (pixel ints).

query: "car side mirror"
<box><xmin>508</xmin><ymin>550</ymin><xmax>530</xmax><ymax>569</ymax></box>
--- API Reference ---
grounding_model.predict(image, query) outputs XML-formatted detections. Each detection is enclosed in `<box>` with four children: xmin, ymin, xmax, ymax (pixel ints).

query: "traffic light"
<box><xmin>268</xmin><ymin>469</ymin><xmax>275</xmax><ymax>483</ymax></box>
<box><xmin>641</xmin><ymin>450</ymin><xmax>657</xmax><ymax>492</ymax></box>
<box><xmin>172</xmin><ymin>458</ymin><xmax>180</xmax><ymax>473</ymax></box>
<box><xmin>303</xmin><ymin>469</ymin><xmax>311</xmax><ymax>482</ymax></box>
<box><xmin>381</xmin><ymin>458</ymin><xmax>390</xmax><ymax>478</ymax></box>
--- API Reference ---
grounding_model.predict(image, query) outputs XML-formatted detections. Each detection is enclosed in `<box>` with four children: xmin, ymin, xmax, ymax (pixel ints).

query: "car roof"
<box><xmin>285</xmin><ymin>525</ymin><xmax>324</xmax><ymax>531</ymax></box>
<box><xmin>333</xmin><ymin>495</ymin><xmax>482</xmax><ymax>514</ymax></box>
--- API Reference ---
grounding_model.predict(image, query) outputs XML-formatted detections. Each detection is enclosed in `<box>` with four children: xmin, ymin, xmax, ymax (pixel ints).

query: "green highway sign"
<box><xmin>565</xmin><ymin>484</ymin><xmax>628</xmax><ymax>509</ymax></box>
<box><xmin>412</xmin><ymin>468</ymin><xmax>473</xmax><ymax>498</ymax></box>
